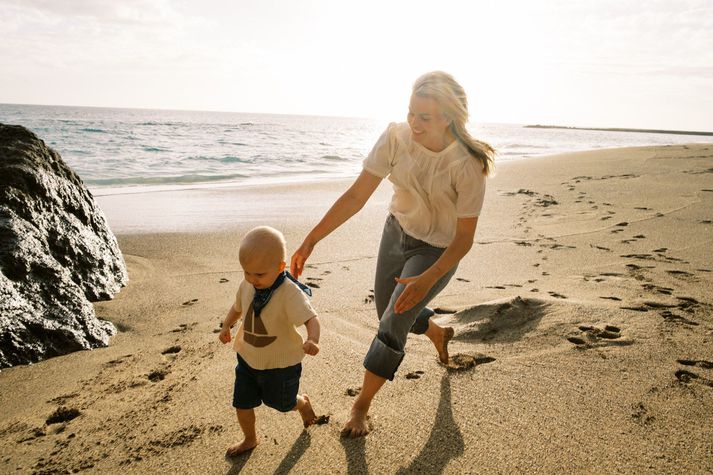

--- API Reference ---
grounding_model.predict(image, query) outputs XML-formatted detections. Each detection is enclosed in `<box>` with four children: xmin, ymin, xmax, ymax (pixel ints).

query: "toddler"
<box><xmin>219</xmin><ymin>226</ymin><xmax>320</xmax><ymax>455</ymax></box>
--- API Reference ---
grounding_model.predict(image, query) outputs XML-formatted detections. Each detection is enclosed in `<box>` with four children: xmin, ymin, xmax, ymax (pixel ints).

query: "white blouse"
<box><xmin>363</xmin><ymin>122</ymin><xmax>486</xmax><ymax>248</ymax></box>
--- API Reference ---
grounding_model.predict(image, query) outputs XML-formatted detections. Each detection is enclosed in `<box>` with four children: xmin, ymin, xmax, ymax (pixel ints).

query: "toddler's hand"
<box><xmin>218</xmin><ymin>325</ymin><xmax>232</xmax><ymax>344</ymax></box>
<box><xmin>303</xmin><ymin>339</ymin><xmax>319</xmax><ymax>356</ymax></box>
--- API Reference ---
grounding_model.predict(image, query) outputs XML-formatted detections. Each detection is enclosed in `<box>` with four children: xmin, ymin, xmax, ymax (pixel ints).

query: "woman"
<box><xmin>290</xmin><ymin>71</ymin><xmax>495</xmax><ymax>437</ymax></box>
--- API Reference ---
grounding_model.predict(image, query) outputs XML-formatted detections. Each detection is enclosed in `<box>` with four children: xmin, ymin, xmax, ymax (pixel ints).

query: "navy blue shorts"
<box><xmin>233</xmin><ymin>353</ymin><xmax>302</xmax><ymax>412</ymax></box>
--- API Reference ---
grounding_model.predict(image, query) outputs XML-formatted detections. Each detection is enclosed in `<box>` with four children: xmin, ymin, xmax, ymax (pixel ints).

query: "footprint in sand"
<box><xmin>171</xmin><ymin>322</ymin><xmax>198</xmax><ymax>333</ymax></box>
<box><xmin>147</xmin><ymin>369</ymin><xmax>169</xmax><ymax>382</ymax></box>
<box><xmin>660</xmin><ymin>310</ymin><xmax>699</xmax><ymax>326</ymax></box>
<box><xmin>631</xmin><ymin>403</ymin><xmax>655</xmax><ymax>425</ymax></box>
<box><xmin>600</xmin><ymin>296</ymin><xmax>622</xmax><ymax>301</ymax></box>
<box><xmin>548</xmin><ymin>291</ymin><xmax>567</xmax><ymax>299</ymax></box>
<box><xmin>219</xmin><ymin>278</ymin><xmax>229</xmax><ymax>283</ymax></box>
<box><xmin>433</xmin><ymin>307</ymin><xmax>458</xmax><ymax>314</ymax></box>
<box><xmin>567</xmin><ymin>325</ymin><xmax>632</xmax><ymax>348</ymax></box>
<box><xmin>675</xmin><ymin>369</ymin><xmax>713</xmax><ymax>388</ymax></box>
<box><xmin>364</xmin><ymin>290</ymin><xmax>374</xmax><ymax>304</ymax></box>
<box><xmin>161</xmin><ymin>346</ymin><xmax>181</xmax><ymax>355</ymax></box>
<box><xmin>642</xmin><ymin>284</ymin><xmax>673</xmax><ymax>295</ymax></box>
<box><xmin>591</xmin><ymin>244</ymin><xmax>611</xmax><ymax>251</ymax></box>
<box><xmin>345</xmin><ymin>387</ymin><xmax>361</xmax><ymax>397</ymax></box>
<box><xmin>456</xmin><ymin>277</ymin><xmax>471</xmax><ymax>282</ymax></box>
<box><xmin>405</xmin><ymin>370</ymin><xmax>425</xmax><ymax>380</ymax></box>
<box><xmin>444</xmin><ymin>353</ymin><xmax>496</xmax><ymax>371</ymax></box>
<box><xmin>181</xmin><ymin>299</ymin><xmax>198</xmax><ymax>306</ymax></box>
<box><xmin>306</xmin><ymin>282</ymin><xmax>320</xmax><ymax>289</ymax></box>
<box><xmin>46</xmin><ymin>407</ymin><xmax>81</xmax><ymax>425</ymax></box>
<box><xmin>677</xmin><ymin>359</ymin><xmax>713</xmax><ymax>369</ymax></box>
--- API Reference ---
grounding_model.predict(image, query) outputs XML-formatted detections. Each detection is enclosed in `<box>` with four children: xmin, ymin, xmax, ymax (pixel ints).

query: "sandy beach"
<box><xmin>1</xmin><ymin>143</ymin><xmax>712</xmax><ymax>474</ymax></box>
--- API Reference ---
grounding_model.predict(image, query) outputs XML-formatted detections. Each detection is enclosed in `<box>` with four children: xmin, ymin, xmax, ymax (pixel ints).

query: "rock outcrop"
<box><xmin>0</xmin><ymin>123</ymin><xmax>127</xmax><ymax>368</ymax></box>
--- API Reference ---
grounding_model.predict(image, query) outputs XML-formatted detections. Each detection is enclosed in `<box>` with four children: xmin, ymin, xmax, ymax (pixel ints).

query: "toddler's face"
<box><xmin>240</xmin><ymin>253</ymin><xmax>285</xmax><ymax>290</ymax></box>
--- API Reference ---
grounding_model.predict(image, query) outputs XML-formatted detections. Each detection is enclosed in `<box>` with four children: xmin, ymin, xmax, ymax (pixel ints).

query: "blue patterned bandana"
<box><xmin>252</xmin><ymin>271</ymin><xmax>312</xmax><ymax>317</ymax></box>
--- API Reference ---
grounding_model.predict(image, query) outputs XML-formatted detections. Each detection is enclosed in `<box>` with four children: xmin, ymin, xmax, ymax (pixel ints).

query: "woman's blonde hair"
<box><xmin>412</xmin><ymin>71</ymin><xmax>495</xmax><ymax>176</ymax></box>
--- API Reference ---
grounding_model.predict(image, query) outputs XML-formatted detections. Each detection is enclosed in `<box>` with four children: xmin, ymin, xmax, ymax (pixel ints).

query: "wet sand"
<box><xmin>1</xmin><ymin>143</ymin><xmax>712</xmax><ymax>473</ymax></box>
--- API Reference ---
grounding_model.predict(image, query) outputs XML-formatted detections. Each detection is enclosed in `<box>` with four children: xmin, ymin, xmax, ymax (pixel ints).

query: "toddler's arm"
<box><xmin>302</xmin><ymin>316</ymin><xmax>321</xmax><ymax>356</ymax></box>
<box><xmin>218</xmin><ymin>305</ymin><xmax>241</xmax><ymax>344</ymax></box>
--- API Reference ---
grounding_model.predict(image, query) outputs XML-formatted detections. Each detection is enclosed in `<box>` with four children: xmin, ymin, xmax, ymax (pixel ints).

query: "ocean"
<box><xmin>2</xmin><ymin>103</ymin><xmax>712</xmax><ymax>198</ymax></box>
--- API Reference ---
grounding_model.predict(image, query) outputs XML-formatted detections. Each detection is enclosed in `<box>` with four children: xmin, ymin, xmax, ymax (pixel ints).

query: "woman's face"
<box><xmin>407</xmin><ymin>94</ymin><xmax>451</xmax><ymax>151</ymax></box>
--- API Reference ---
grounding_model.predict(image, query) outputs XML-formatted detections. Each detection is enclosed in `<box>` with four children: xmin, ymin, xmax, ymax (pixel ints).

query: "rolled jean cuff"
<box><xmin>410</xmin><ymin>307</ymin><xmax>435</xmax><ymax>335</ymax></box>
<box><xmin>363</xmin><ymin>335</ymin><xmax>404</xmax><ymax>381</ymax></box>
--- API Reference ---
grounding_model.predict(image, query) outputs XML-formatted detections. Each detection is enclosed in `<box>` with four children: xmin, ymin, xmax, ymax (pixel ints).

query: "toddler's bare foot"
<box><xmin>225</xmin><ymin>439</ymin><xmax>258</xmax><ymax>457</ymax></box>
<box><xmin>340</xmin><ymin>408</ymin><xmax>371</xmax><ymax>438</ymax></box>
<box><xmin>298</xmin><ymin>394</ymin><xmax>317</xmax><ymax>428</ymax></box>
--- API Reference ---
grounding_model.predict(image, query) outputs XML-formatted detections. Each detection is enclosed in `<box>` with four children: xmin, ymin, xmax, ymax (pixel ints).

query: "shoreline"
<box><xmin>95</xmin><ymin>143</ymin><xmax>706</xmax><ymax>235</ymax></box>
<box><xmin>1</xmin><ymin>143</ymin><xmax>712</xmax><ymax>473</ymax></box>
<box><xmin>525</xmin><ymin>124</ymin><xmax>713</xmax><ymax>136</ymax></box>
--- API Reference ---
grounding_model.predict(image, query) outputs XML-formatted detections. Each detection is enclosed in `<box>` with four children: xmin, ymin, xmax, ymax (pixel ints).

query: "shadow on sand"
<box><xmin>340</xmin><ymin>434</ymin><xmax>367</xmax><ymax>474</ymax></box>
<box><xmin>396</xmin><ymin>374</ymin><xmax>464</xmax><ymax>474</ymax></box>
<box><xmin>272</xmin><ymin>431</ymin><xmax>311</xmax><ymax>475</ymax></box>
<box><xmin>225</xmin><ymin>449</ymin><xmax>253</xmax><ymax>474</ymax></box>
<box><xmin>338</xmin><ymin>373</ymin><xmax>464</xmax><ymax>474</ymax></box>
<box><xmin>225</xmin><ymin>431</ymin><xmax>311</xmax><ymax>474</ymax></box>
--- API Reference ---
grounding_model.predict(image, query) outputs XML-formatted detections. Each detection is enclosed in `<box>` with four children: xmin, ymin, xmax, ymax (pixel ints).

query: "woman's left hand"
<box><xmin>394</xmin><ymin>274</ymin><xmax>435</xmax><ymax>314</ymax></box>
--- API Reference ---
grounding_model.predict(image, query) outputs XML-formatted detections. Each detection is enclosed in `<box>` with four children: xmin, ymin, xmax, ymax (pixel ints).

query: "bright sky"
<box><xmin>1</xmin><ymin>0</ymin><xmax>712</xmax><ymax>130</ymax></box>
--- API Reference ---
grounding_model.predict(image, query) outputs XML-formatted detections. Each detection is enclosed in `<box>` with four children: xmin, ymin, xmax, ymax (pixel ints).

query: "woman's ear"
<box><xmin>279</xmin><ymin>261</ymin><xmax>287</xmax><ymax>272</ymax></box>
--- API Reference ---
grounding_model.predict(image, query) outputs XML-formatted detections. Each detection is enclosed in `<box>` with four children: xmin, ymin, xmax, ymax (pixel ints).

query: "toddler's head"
<box><xmin>239</xmin><ymin>226</ymin><xmax>287</xmax><ymax>289</ymax></box>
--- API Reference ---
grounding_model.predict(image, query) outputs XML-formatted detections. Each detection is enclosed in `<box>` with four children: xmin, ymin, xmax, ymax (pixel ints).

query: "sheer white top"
<box><xmin>363</xmin><ymin>122</ymin><xmax>486</xmax><ymax>247</ymax></box>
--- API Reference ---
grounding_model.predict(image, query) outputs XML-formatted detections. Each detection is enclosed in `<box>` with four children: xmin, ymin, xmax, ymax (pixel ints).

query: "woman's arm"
<box><xmin>393</xmin><ymin>216</ymin><xmax>478</xmax><ymax>314</ymax></box>
<box><xmin>290</xmin><ymin>170</ymin><xmax>383</xmax><ymax>277</ymax></box>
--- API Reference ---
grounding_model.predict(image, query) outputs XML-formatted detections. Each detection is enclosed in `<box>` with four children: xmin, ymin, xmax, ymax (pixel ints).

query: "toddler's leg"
<box><xmin>226</xmin><ymin>408</ymin><xmax>258</xmax><ymax>456</ymax></box>
<box><xmin>294</xmin><ymin>394</ymin><xmax>317</xmax><ymax>428</ymax></box>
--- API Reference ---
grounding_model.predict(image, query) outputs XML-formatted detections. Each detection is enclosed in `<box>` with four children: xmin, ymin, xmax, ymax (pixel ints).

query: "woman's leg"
<box><xmin>374</xmin><ymin>217</ymin><xmax>447</xmax><ymax>333</ymax></box>
<box><xmin>343</xmin><ymin>251</ymin><xmax>457</xmax><ymax>437</ymax></box>
<box><xmin>340</xmin><ymin>369</ymin><xmax>386</xmax><ymax>438</ymax></box>
<box><xmin>367</xmin><ymin>250</ymin><xmax>457</xmax><ymax>377</ymax></box>
<box><xmin>373</xmin><ymin>215</ymin><xmax>404</xmax><ymax>319</ymax></box>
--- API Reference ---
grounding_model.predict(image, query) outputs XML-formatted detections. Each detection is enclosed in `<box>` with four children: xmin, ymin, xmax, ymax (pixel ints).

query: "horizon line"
<box><xmin>1</xmin><ymin>101</ymin><xmax>711</xmax><ymax>135</ymax></box>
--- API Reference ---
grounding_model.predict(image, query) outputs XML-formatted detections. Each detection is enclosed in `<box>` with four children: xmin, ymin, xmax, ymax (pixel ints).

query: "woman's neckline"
<box><xmin>411</xmin><ymin>134</ymin><xmax>459</xmax><ymax>156</ymax></box>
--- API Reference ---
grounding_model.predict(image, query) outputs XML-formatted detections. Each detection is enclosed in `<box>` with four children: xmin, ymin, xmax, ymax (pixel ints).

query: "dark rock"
<box><xmin>0</xmin><ymin>124</ymin><xmax>127</xmax><ymax>368</ymax></box>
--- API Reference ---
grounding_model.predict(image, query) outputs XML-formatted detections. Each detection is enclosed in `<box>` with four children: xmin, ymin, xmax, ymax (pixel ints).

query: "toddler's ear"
<box><xmin>279</xmin><ymin>261</ymin><xmax>286</xmax><ymax>272</ymax></box>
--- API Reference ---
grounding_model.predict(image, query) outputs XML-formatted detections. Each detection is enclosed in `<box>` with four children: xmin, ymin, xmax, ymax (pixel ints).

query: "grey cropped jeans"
<box><xmin>363</xmin><ymin>214</ymin><xmax>457</xmax><ymax>380</ymax></box>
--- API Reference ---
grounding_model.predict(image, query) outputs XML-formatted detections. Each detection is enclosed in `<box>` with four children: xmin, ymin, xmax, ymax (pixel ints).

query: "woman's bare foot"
<box><xmin>426</xmin><ymin>320</ymin><xmax>454</xmax><ymax>364</ymax></box>
<box><xmin>225</xmin><ymin>439</ymin><xmax>258</xmax><ymax>457</ymax></box>
<box><xmin>297</xmin><ymin>394</ymin><xmax>317</xmax><ymax>428</ymax></box>
<box><xmin>340</xmin><ymin>407</ymin><xmax>371</xmax><ymax>438</ymax></box>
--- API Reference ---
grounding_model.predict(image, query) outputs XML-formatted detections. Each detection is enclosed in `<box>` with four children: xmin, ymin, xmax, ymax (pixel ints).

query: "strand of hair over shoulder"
<box><xmin>412</xmin><ymin>70</ymin><xmax>496</xmax><ymax>176</ymax></box>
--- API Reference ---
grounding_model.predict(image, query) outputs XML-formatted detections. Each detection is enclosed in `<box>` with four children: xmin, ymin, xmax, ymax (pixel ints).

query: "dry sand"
<box><xmin>1</xmin><ymin>143</ymin><xmax>712</xmax><ymax>474</ymax></box>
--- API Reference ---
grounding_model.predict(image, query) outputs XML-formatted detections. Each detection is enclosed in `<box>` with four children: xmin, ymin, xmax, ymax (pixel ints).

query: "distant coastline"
<box><xmin>525</xmin><ymin>124</ymin><xmax>713</xmax><ymax>137</ymax></box>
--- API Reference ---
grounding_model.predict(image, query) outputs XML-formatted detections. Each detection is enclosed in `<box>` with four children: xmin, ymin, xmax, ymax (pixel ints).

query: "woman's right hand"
<box><xmin>290</xmin><ymin>238</ymin><xmax>315</xmax><ymax>278</ymax></box>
